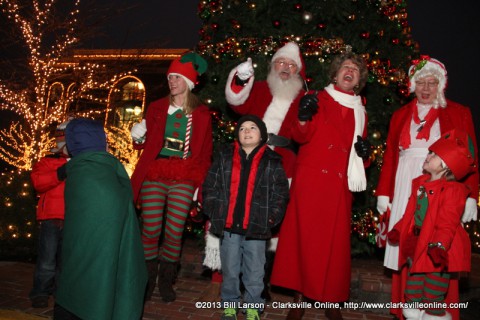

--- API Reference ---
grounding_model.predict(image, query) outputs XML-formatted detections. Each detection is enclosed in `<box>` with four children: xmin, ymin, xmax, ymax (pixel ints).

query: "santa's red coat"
<box><xmin>228</xmin><ymin>81</ymin><xmax>304</xmax><ymax>178</ymax></box>
<box><xmin>271</xmin><ymin>89</ymin><xmax>367</xmax><ymax>302</ymax></box>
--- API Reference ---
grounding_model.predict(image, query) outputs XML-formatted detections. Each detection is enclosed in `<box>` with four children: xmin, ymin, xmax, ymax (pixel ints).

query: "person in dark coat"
<box><xmin>54</xmin><ymin>118</ymin><xmax>147</xmax><ymax>320</ymax></box>
<box><xmin>202</xmin><ymin>115</ymin><xmax>289</xmax><ymax>320</ymax></box>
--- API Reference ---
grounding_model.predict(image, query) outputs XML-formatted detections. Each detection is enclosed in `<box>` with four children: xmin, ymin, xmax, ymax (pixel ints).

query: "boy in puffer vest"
<box><xmin>202</xmin><ymin>115</ymin><xmax>289</xmax><ymax>320</ymax></box>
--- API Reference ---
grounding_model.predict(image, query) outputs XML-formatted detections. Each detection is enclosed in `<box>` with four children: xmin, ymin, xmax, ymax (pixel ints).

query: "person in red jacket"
<box><xmin>130</xmin><ymin>52</ymin><xmax>213</xmax><ymax>302</ymax></box>
<box><xmin>387</xmin><ymin>129</ymin><xmax>475</xmax><ymax>320</ymax></box>
<box><xmin>29</xmin><ymin>120</ymin><xmax>69</xmax><ymax>308</ymax></box>
<box><xmin>376</xmin><ymin>56</ymin><xmax>478</xmax><ymax>320</ymax></box>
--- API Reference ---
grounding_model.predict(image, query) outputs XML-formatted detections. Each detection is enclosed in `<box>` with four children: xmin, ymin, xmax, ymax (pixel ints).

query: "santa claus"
<box><xmin>225</xmin><ymin>41</ymin><xmax>306</xmax><ymax>179</ymax></box>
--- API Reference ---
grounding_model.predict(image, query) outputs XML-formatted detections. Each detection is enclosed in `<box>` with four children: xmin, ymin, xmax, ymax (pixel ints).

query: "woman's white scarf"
<box><xmin>325</xmin><ymin>84</ymin><xmax>367</xmax><ymax>192</ymax></box>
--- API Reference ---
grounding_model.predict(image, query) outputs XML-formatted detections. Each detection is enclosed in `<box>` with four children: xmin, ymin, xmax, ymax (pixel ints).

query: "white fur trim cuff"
<box><xmin>203</xmin><ymin>231</ymin><xmax>221</xmax><ymax>270</ymax></box>
<box><xmin>225</xmin><ymin>67</ymin><xmax>255</xmax><ymax>106</ymax></box>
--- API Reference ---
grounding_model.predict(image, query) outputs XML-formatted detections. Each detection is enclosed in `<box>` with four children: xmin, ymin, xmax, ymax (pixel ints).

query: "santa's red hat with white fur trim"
<box><xmin>271</xmin><ymin>42</ymin><xmax>306</xmax><ymax>80</ymax></box>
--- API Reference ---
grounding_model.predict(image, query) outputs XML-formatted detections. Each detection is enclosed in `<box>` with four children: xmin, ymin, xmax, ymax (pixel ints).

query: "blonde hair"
<box><xmin>169</xmin><ymin>90</ymin><xmax>203</xmax><ymax>115</ymax></box>
<box><xmin>439</xmin><ymin>160</ymin><xmax>456</xmax><ymax>181</ymax></box>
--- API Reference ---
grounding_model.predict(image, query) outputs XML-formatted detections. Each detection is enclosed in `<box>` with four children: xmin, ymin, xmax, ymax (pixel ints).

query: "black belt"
<box><xmin>163</xmin><ymin>137</ymin><xmax>184</xmax><ymax>152</ymax></box>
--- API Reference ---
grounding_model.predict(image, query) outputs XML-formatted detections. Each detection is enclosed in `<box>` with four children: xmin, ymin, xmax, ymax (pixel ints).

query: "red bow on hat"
<box><xmin>409</xmin><ymin>55</ymin><xmax>431</xmax><ymax>78</ymax></box>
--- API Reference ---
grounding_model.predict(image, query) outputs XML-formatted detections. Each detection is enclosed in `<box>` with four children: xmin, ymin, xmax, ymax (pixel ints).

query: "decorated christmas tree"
<box><xmin>194</xmin><ymin>0</ymin><xmax>418</xmax><ymax>251</ymax></box>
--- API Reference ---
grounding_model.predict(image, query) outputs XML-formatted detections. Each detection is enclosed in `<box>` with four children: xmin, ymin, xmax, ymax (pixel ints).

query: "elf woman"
<box><xmin>130</xmin><ymin>52</ymin><xmax>213</xmax><ymax>302</ymax></box>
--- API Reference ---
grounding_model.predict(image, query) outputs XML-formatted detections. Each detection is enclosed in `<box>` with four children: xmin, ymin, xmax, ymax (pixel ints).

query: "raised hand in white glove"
<box><xmin>131</xmin><ymin>119</ymin><xmax>147</xmax><ymax>143</ymax></box>
<box><xmin>236</xmin><ymin>58</ymin><xmax>254</xmax><ymax>80</ymax></box>
<box><xmin>462</xmin><ymin>197</ymin><xmax>478</xmax><ymax>223</ymax></box>
<box><xmin>376</xmin><ymin>195</ymin><xmax>391</xmax><ymax>215</ymax></box>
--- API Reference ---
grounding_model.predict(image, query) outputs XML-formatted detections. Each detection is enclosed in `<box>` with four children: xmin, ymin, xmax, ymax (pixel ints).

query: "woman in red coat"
<box><xmin>376</xmin><ymin>56</ymin><xmax>478</xmax><ymax>320</ymax></box>
<box><xmin>388</xmin><ymin>129</ymin><xmax>474</xmax><ymax>320</ymax></box>
<box><xmin>130</xmin><ymin>52</ymin><xmax>213</xmax><ymax>302</ymax></box>
<box><xmin>271</xmin><ymin>51</ymin><xmax>371</xmax><ymax>320</ymax></box>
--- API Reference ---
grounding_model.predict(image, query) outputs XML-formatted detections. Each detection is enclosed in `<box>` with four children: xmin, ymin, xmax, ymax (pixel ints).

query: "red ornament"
<box><xmin>317</xmin><ymin>23</ymin><xmax>326</xmax><ymax>30</ymax></box>
<box><xmin>360</xmin><ymin>32</ymin><xmax>370</xmax><ymax>39</ymax></box>
<box><xmin>391</xmin><ymin>38</ymin><xmax>400</xmax><ymax>45</ymax></box>
<box><xmin>189</xmin><ymin>201</ymin><xmax>204</xmax><ymax>223</ymax></box>
<box><xmin>399</xmin><ymin>86</ymin><xmax>409</xmax><ymax>97</ymax></box>
<box><xmin>273</xmin><ymin>20</ymin><xmax>281</xmax><ymax>28</ymax></box>
<box><xmin>294</xmin><ymin>3</ymin><xmax>302</xmax><ymax>11</ymax></box>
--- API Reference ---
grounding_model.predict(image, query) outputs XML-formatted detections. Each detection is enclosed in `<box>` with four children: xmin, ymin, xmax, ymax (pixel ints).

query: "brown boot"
<box><xmin>325</xmin><ymin>308</ymin><xmax>343</xmax><ymax>320</ymax></box>
<box><xmin>145</xmin><ymin>259</ymin><xmax>158</xmax><ymax>301</ymax></box>
<box><xmin>286</xmin><ymin>291</ymin><xmax>305</xmax><ymax>320</ymax></box>
<box><xmin>158</xmin><ymin>259</ymin><xmax>178</xmax><ymax>302</ymax></box>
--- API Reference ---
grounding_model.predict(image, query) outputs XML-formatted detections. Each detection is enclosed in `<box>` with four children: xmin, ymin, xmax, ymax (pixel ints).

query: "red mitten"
<box><xmin>387</xmin><ymin>229</ymin><xmax>400</xmax><ymax>245</ymax></box>
<box><xmin>427</xmin><ymin>246</ymin><xmax>448</xmax><ymax>270</ymax></box>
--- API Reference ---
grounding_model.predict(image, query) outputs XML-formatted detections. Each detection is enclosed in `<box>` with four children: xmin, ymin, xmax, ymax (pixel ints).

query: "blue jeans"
<box><xmin>220</xmin><ymin>231</ymin><xmax>266</xmax><ymax>309</ymax></box>
<box><xmin>30</xmin><ymin>219</ymin><xmax>63</xmax><ymax>299</ymax></box>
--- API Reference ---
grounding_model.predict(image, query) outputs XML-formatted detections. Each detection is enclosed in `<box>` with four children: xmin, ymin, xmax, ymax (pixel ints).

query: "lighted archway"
<box><xmin>106</xmin><ymin>75</ymin><xmax>146</xmax><ymax>128</ymax></box>
<box><xmin>46</xmin><ymin>82</ymin><xmax>65</xmax><ymax>119</ymax></box>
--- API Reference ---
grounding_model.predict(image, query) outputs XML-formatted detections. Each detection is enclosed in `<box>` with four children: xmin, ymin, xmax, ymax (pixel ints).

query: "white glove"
<box><xmin>131</xmin><ymin>119</ymin><xmax>147</xmax><ymax>143</ymax></box>
<box><xmin>236</xmin><ymin>58</ymin><xmax>254</xmax><ymax>80</ymax></box>
<box><xmin>462</xmin><ymin>197</ymin><xmax>478</xmax><ymax>223</ymax></box>
<box><xmin>376</xmin><ymin>195</ymin><xmax>391</xmax><ymax>215</ymax></box>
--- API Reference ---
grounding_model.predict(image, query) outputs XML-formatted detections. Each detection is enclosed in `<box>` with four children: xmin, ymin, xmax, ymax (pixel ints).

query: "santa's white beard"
<box><xmin>267</xmin><ymin>70</ymin><xmax>303</xmax><ymax>101</ymax></box>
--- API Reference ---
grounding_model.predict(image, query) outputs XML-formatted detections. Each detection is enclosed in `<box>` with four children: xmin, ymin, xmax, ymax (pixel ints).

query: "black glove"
<box><xmin>354</xmin><ymin>135</ymin><xmax>372</xmax><ymax>160</ymax></box>
<box><xmin>298</xmin><ymin>94</ymin><xmax>319</xmax><ymax>121</ymax></box>
<box><xmin>234</xmin><ymin>75</ymin><xmax>249</xmax><ymax>86</ymax></box>
<box><xmin>267</xmin><ymin>133</ymin><xmax>291</xmax><ymax>147</ymax></box>
<box><xmin>57</xmin><ymin>164</ymin><xmax>67</xmax><ymax>181</ymax></box>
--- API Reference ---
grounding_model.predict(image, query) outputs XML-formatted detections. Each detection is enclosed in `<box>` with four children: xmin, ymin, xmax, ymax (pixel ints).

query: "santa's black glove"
<box><xmin>57</xmin><ymin>164</ymin><xmax>67</xmax><ymax>181</ymax></box>
<box><xmin>298</xmin><ymin>94</ymin><xmax>319</xmax><ymax>121</ymax></box>
<box><xmin>234</xmin><ymin>76</ymin><xmax>249</xmax><ymax>87</ymax></box>
<box><xmin>354</xmin><ymin>135</ymin><xmax>372</xmax><ymax>160</ymax></box>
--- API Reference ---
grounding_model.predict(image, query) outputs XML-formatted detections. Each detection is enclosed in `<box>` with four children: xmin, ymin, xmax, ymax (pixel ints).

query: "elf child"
<box><xmin>387</xmin><ymin>129</ymin><xmax>476</xmax><ymax>320</ymax></box>
<box><xmin>202</xmin><ymin>115</ymin><xmax>289</xmax><ymax>320</ymax></box>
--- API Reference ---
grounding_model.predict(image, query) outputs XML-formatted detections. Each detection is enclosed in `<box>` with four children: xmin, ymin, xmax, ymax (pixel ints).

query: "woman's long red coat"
<box><xmin>271</xmin><ymin>90</ymin><xmax>367</xmax><ymax>302</ymax></box>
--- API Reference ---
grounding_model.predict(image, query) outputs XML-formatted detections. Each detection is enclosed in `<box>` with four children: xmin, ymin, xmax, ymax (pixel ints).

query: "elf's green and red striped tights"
<box><xmin>140</xmin><ymin>179</ymin><xmax>194</xmax><ymax>262</ymax></box>
<box><xmin>405</xmin><ymin>271</ymin><xmax>450</xmax><ymax>316</ymax></box>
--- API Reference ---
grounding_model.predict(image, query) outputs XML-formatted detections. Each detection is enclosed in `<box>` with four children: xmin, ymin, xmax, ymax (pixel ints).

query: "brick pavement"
<box><xmin>1</xmin><ymin>236</ymin><xmax>479</xmax><ymax>320</ymax></box>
